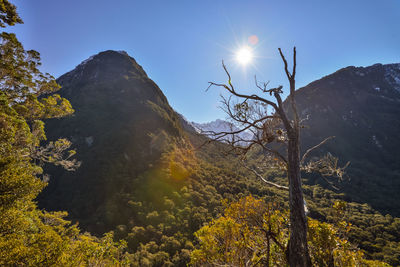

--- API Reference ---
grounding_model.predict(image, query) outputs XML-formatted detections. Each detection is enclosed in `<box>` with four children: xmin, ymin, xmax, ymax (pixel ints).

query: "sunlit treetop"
<box><xmin>0</xmin><ymin>0</ymin><xmax>22</xmax><ymax>27</ymax></box>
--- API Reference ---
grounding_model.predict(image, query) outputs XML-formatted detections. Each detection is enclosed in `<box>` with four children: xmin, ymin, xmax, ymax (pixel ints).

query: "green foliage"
<box><xmin>191</xmin><ymin>196</ymin><xmax>287</xmax><ymax>266</ymax></box>
<box><xmin>0</xmin><ymin>2</ymin><xmax>130</xmax><ymax>265</ymax></box>
<box><xmin>0</xmin><ymin>209</ymin><xmax>130</xmax><ymax>266</ymax></box>
<box><xmin>35</xmin><ymin>114</ymin><xmax>400</xmax><ymax>266</ymax></box>
<box><xmin>191</xmin><ymin>196</ymin><xmax>390</xmax><ymax>267</ymax></box>
<box><xmin>0</xmin><ymin>32</ymin><xmax>60</xmax><ymax>102</ymax></box>
<box><xmin>8</xmin><ymin>6</ymin><xmax>396</xmax><ymax>267</ymax></box>
<box><xmin>0</xmin><ymin>2</ymin><xmax>396</xmax><ymax>267</ymax></box>
<box><xmin>0</xmin><ymin>0</ymin><xmax>21</xmax><ymax>27</ymax></box>
<box><xmin>305</xmin><ymin>184</ymin><xmax>400</xmax><ymax>265</ymax></box>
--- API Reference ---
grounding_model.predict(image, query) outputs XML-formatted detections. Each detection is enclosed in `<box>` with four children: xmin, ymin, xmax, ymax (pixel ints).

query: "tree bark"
<box><xmin>286</xmin><ymin>128</ymin><xmax>312</xmax><ymax>267</ymax></box>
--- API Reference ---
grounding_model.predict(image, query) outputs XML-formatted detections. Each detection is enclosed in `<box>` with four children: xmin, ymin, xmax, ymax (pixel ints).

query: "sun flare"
<box><xmin>235</xmin><ymin>46</ymin><xmax>253</xmax><ymax>65</ymax></box>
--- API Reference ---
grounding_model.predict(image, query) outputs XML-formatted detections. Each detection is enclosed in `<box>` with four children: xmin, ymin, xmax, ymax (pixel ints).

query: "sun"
<box><xmin>235</xmin><ymin>46</ymin><xmax>253</xmax><ymax>65</ymax></box>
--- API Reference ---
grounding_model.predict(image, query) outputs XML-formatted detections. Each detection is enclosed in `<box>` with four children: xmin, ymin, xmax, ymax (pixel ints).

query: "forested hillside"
<box><xmin>40</xmin><ymin>50</ymin><xmax>183</xmax><ymax>234</ymax></box>
<box><xmin>1</xmin><ymin>2</ymin><xmax>399</xmax><ymax>266</ymax></box>
<box><xmin>37</xmin><ymin>50</ymin><xmax>400</xmax><ymax>265</ymax></box>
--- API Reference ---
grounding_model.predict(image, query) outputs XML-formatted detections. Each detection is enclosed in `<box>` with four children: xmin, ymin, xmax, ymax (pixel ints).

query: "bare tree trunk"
<box><xmin>209</xmin><ymin>47</ymin><xmax>319</xmax><ymax>267</ymax></box>
<box><xmin>286</xmin><ymin>128</ymin><xmax>312</xmax><ymax>267</ymax></box>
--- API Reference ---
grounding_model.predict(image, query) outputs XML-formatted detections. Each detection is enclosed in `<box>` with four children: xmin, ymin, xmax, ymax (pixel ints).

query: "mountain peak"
<box><xmin>58</xmin><ymin>50</ymin><xmax>147</xmax><ymax>86</ymax></box>
<box><xmin>42</xmin><ymin>49</ymin><xmax>183</xmax><ymax>230</ymax></box>
<box><xmin>76</xmin><ymin>50</ymin><xmax>131</xmax><ymax>68</ymax></box>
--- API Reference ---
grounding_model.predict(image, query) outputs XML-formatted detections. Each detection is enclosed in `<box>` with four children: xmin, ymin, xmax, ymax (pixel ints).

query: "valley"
<box><xmin>38</xmin><ymin>51</ymin><xmax>400</xmax><ymax>265</ymax></box>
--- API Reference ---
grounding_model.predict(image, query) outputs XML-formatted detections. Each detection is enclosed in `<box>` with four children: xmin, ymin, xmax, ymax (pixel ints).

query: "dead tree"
<box><xmin>206</xmin><ymin>47</ymin><xmax>347</xmax><ymax>267</ymax></box>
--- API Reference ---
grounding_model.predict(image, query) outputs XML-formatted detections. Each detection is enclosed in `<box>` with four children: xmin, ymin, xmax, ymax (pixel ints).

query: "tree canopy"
<box><xmin>0</xmin><ymin>1</ymin><xmax>131</xmax><ymax>265</ymax></box>
<box><xmin>191</xmin><ymin>196</ymin><xmax>389</xmax><ymax>267</ymax></box>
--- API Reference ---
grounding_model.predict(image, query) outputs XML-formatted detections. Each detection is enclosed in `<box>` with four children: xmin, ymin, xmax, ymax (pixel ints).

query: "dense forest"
<box><xmin>1</xmin><ymin>1</ymin><xmax>400</xmax><ymax>266</ymax></box>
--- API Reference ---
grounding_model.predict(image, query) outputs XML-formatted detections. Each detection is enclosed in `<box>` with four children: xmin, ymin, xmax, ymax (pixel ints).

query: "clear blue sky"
<box><xmin>10</xmin><ymin>0</ymin><xmax>400</xmax><ymax>122</ymax></box>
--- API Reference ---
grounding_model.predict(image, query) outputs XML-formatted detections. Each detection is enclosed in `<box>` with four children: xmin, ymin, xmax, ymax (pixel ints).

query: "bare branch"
<box><xmin>207</xmin><ymin>62</ymin><xmax>279</xmax><ymax>110</ymax></box>
<box><xmin>299</xmin><ymin>114</ymin><xmax>310</xmax><ymax>124</ymax></box>
<box><xmin>254</xmin><ymin>75</ymin><xmax>270</xmax><ymax>93</ymax></box>
<box><xmin>273</xmin><ymin>91</ymin><xmax>292</xmax><ymax>132</ymax></box>
<box><xmin>289</xmin><ymin>47</ymin><xmax>299</xmax><ymax>125</ymax></box>
<box><xmin>278</xmin><ymin>48</ymin><xmax>291</xmax><ymax>81</ymax></box>
<box><xmin>302</xmin><ymin>153</ymin><xmax>350</xmax><ymax>180</ymax></box>
<box><xmin>254</xmin><ymin>76</ymin><xmax>283</xmax><ymax>96</ymax></box>
<box><xmin>242</xmin><ymin>163</ymin><xmax>288</xmax><ymax>190</ymax></box>
<box><xmin>301</xmin><ymin>136</ymin><xmax>335</xmax><ymax>165</ymax></box>
<box><xmin>292</xmin><ymin>46</ymin><xmax>296</xmax><ymax>80</ymax></box>
<box><xmin>219</xmin><ymin>95</ymin><xmax>268</xmax><ymax>131</ymax></box>
<box><xmin>222</xmin><ymin>60</ymin><xmax>234</xmax><ymax>91</ymax></box>
<box><xmin>30</xmin><ymin>138</ymin><xmax>81</xmax><ymax>171</ymax></box>
<box><xmin>263</xmin><ymin>146</ymin><xmax>288</xmax><ymax>165</ymax></box>
<box><xmin>200</xmin><ymin>116</ymin><xmax>261</xmax><ymax>141</ymax></box>
<box><xmin>278</xmin><ymin>47</ymin><xmax>299</xmax><ymax>127</ymax></box>
<box><xmin>252</xmin><ymin>130</ymin><xmax>288</xmax><ymax>164</ymax></box>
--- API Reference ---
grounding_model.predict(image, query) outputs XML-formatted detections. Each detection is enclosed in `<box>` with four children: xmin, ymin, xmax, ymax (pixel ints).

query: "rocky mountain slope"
<box><xmin>40</xmin><ymin>50</ymin><xmax>183</xmax><ymax>232</ymax></box>
<box><xmin>294</xmin><ymin>63</ymin><xmax>400</xmax><ymax>216</ymax></box>
<box><xmin>189</xmin><ymin>63</ymin><xmax>400</xmax><ymax>216</ymax></box>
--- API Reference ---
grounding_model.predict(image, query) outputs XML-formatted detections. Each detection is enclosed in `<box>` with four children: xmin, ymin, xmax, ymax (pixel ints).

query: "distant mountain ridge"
<box><xmin>191</xmin><ymin>119</ymin><xmax>253</xmax><ymax>142</ymax></box>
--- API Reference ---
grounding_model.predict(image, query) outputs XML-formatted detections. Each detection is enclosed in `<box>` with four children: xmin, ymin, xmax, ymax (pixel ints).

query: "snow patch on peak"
<box><xmin>78</xmin><ymin>55</ymin><xmax>95</xmax><ymax>67</ymax></box>
<box><xmin>372</xmin><ymin>135</ymin><xmax>382</xmax><ymax>148</ymax></box>
<box><xmin>355</xmin><ymin>71</ymin><xmax>365</xmax><ymax>77</ymax></box>
<box><xmin>117</xmin><ymin>50</ymin><xmax>128</xmax><ymax>56</ymax></box>
<box><xmin>384</xmin><ymin>64</ymin><xmax>400</xmax><ymax>92</ymax></box>
<box><xmin>76</xmin><ymin>50</ymin><xmax>129</xmax><ymax>68</ymax></box>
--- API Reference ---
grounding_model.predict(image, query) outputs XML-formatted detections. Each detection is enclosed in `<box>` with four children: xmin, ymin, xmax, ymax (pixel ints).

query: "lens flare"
<box><xmin>248</xmin><ymin>35</ymin><xmax>259</xmax><ymax>45</ymax></box>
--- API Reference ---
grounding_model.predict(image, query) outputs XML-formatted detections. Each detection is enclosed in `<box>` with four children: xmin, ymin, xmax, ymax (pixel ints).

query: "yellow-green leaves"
<box><xmin>191</xmin><ymin>196</ymin><xmax>390</xmax><ymax>266</ymax></box>
<box><xmin>0</xmin><ymin>0</ymin><xmax>22</xmax><ymax>27</ymax></box>
<box><xmin>13</xmin><ymin>94</ymin><xmax>73</xmax><ymax>121</ymax></box>
<box><xmin>0</xmin><ymin>4</ymin><xmax>130</xmax><ymax>265</ymax></box>
<box><xmin>191</xmin><ymin>196</ymin><xmax>288</xmax><ymax>266</ymax></box>
<box><xmin>0</xmin><ymin>209</ymin><xmax>130</xmax><ymax>266</ymax></box>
